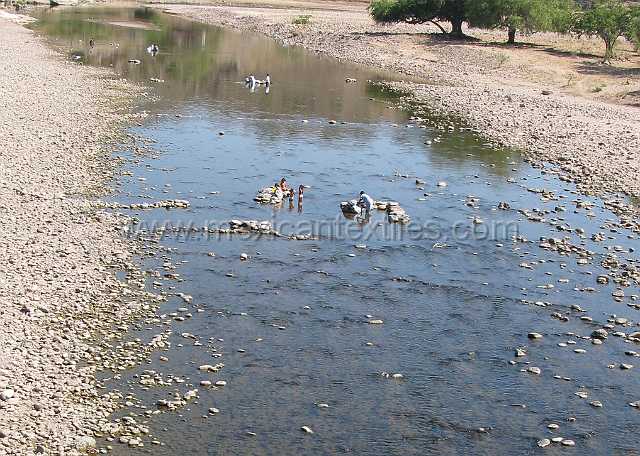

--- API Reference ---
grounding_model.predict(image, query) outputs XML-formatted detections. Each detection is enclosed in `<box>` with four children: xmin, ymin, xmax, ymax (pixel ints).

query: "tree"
<box><xmin>626</xmin><ymin>6</ymin><xmax>640</xmax><ymax>50</ymax></box>
<box><xmin>572</xmin><ymin>0</ymin><xmax>636</xmax><ymax>62</ymax></box>
<box><xmin>369</xmin><ymin>0</ymin><xmax>470</xmax><ymax>38</ymax></box>
<box><xmin>467</xmin><ymin>0</ymin><xmax>575</xmax><ymax>44</ymax></box>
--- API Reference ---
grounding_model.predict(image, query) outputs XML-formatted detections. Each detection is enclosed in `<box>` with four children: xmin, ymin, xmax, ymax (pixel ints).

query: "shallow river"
<box><xmin>33</xmin><ymin>7</ymin><xmax>640</xmax><ymax>455</ymax></box>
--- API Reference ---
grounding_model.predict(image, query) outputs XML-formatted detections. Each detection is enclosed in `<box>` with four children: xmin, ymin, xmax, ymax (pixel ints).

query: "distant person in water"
<box><xmin>297</xmin><ymin>185</ymin><xmax>304</xmax><ymax>213</ymax></box>
<box><xmin>288</xmin><ymin>188</ymin><xmax>295</xmax><ymax>210</ymax></box>
<box><xmin>279</xmin><ymin>177</ymin><xmax>290</xmax><ymax>193</ymax></box>
<box><xmin>265</xmin><ymin>74</ymin><xmax>271</xmax><ymax>86</ymax></box>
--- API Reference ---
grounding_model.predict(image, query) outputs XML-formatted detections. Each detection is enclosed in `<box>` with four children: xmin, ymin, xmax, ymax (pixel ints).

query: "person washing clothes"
<box><xmin>357</xmin><ymin>191</ymin><xmax>374</xmax><ymax>215</ymax></box>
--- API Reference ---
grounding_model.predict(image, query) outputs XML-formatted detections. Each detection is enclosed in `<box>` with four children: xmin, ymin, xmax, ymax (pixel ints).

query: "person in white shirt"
<box><xmin>357</xmin><ymin>191</ymin><xmax>374</xmax><ymax>214</ymax></box>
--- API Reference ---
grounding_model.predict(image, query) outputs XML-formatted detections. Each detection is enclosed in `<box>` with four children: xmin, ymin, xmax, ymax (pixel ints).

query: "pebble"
<box><xmin>0</xmin><ymin>389</ymin><xmax>15</xmax><ymax>401</ymax></box>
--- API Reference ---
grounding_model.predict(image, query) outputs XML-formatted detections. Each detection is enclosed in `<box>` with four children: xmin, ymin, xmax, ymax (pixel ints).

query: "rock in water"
<box><xmin>591</xmin><ymin>329</ymin><xmax>608</xmax><ymax>340</ymax></box>
<box><xmin>537</xmin><ymin>438</ymin><xmax>551</xmax><ymax>448</ymax></box>
<box><xmin>340</xmin><ymin>200</ymin><xmax>361</xmax><ymax>215</ymax></box>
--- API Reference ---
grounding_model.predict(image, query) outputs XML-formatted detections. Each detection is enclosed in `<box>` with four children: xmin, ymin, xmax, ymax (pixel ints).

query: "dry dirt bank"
<box><xmin>157</xmin><ymin>1</ymin><xmax>640</xmax><ymax>204</ymax></box>
<box><xmin>0</xmin><ymin>11</ymin><xmax>157</xmax><ymax>456</ymax></box>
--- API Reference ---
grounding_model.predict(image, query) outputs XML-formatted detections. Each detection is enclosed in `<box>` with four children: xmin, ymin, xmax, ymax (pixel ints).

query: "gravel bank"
<box><xmin>0</xmin><ymin>13</ymin><xmax>152</xmax><ymax>455</ymax></box>
<box><xmin>161</xmin><ymin>3</ymin><xmax>640</xmax><ymax>201</ymax></box>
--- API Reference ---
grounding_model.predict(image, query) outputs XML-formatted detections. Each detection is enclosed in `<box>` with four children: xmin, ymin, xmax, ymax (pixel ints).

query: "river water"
<box><xmin>32</xmin><ymin>7</ymin><xmax>640</xmax><ymax>455</ymax></box>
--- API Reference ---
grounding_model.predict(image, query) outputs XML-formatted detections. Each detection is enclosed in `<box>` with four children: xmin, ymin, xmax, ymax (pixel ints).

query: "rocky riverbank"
<box><xmin>158</xmin><ymin>2</ymin><xmax>640</xmax><ymax>201</ymax></box>
<box><xmin>0</xmin><ymin>12</ymin><xmax>155</xmax><ymax>455</ymax></box>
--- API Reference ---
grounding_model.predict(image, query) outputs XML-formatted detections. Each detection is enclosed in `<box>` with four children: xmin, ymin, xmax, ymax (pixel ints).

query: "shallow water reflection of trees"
<box><xmin>32</xmin><ymin>6</ymin><xmax>520</xmax><ymax>177</ymax></box>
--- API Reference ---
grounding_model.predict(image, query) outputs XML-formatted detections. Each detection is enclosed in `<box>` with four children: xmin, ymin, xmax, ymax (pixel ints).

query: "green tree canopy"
<box><xmin>572</xmin><ymin>0</ymin><xmax>636</xmax><ymax>62</ymax></box>
<box><xmin>369</xmin><ymin>0</ymin><xmax>469</xmax><ymax>37</ymax></box>
<box><xmin>625</xmin><ymin>6</ymin><xmax>640</xmax><ymax>49</ymax></box>
<box><xmin>467</xmin><ymin>0</ymin><xmax>575</xmax><ymax>43</ymax></box>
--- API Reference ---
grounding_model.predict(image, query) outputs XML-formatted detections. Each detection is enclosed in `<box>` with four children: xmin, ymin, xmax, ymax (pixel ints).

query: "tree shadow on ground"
<box><xmin>351</xmin><ymin>31</ymin><xmax>481</xmax><ymax>42</ymax></box>
<box><xmin>351</xmin><ymin>30</ymin><xmax>432</xmax><ymax>37</ymax></box>
<box><xmin>424</xmin><ymin>37</ymin><xmax>606</xmax><ymax>60</ymax></box>
<box><xmin>575</xmin><ymin>61</ymin><xmax>640</xmax><ymax>77</ymax></box>
<box><xmin>619</xmin><ymin>90</ymin><xmax>640</xmax><ymax>107</ymax></box>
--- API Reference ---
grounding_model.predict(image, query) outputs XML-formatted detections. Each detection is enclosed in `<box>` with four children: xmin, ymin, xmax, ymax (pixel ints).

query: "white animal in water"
<box><xmin>146</xmin><ymin>44</ymin><xmax>159</xmax><ymax>55</ymax></box>
<box><xmin>245</xmin><ymin>74</ymin><xmax>271</xmax><ymax>85</ymax></box>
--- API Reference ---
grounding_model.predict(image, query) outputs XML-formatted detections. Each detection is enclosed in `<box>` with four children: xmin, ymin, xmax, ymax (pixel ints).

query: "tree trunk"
<box><xmin>429</xmin><ymin>20</ymin><xmax>447</xmax><ymax>34</ymax></box>
<box><xmin>507</xmin><ymin>27</ymin><xmax>516</xmax><ymax>45</ymax></box>
<box><xmin>450</xmin><ymin>18</ymin><xmax>464</xmax><ymax>38</ymax></box>
<box><xmin>603</xmin><ymin>37</ymin><xmax>615</xmax><ymax>63</ymax></box>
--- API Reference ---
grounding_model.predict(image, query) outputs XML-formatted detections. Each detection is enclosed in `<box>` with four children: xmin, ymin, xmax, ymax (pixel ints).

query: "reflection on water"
<box><xmin>33</xmin><ymin>7</ymin><xmax>640</xmax><ymax>456</ymax></box>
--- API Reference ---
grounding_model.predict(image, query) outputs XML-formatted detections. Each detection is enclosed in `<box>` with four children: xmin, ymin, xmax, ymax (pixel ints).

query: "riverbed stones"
<box><xmin>228</xmin><ymin>219</ymin><xmax>275</xmax><ymax>234</ymax></box>
<box><xmin>0</xmin><ymin>17</ymin><xmax>163</xmax><ymax>455</ymax></box>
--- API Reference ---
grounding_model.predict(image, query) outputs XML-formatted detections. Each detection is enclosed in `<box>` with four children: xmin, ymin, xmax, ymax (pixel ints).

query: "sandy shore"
<box><xmin>158</xmin><ymin>1</ymin><xmax>640</xmax><ymax>205</ymax></box>
<box><xmin>0</xmin><ymin>12</ymin><xmax>154</xmax><ymax>455</ymax></box>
